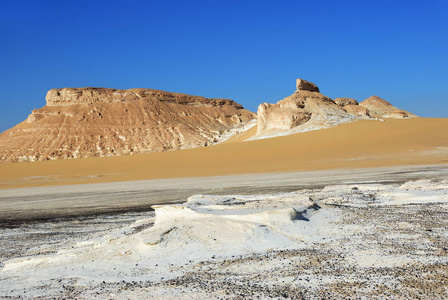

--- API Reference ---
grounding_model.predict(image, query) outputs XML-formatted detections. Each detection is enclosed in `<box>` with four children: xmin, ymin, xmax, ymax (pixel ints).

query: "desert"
<box><xmin>1</xmin><ymin>77</ymin><xmax>448</xmax><ymax>299</ymax></box>
<box><xmin>2</xmin><ymin>1</ymin><xmax>448</xmax><ymax>298</ymax></box>
<box><xmin>1</xmin><ymin>116</ymin><xmax>447</xmax><ymax>189</ymax></box>
<box><xmin>1</xmin><ymin>170</ymin><xmax>448</xmax><ymax>299</ymax></box>
<box><xmin>1</xmin><ymin>78</ymin><xmax>447</xmax><ymax>190</ymax></box>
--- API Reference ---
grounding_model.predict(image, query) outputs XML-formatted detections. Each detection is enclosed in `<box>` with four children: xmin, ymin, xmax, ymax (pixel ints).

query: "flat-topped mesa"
<box><xmin>296</xmin><ymin>78</ymin><xmax>320</xmax><ymax>92</ymax></box>
<box><xmin>0</xmin><ymin>87</ymin><xmax>255</xmax><ymax>163</ymax></box>
<box><xmin>46</xmin><ymin>87</ymin><xmax>242</xmax><ymax>108</ymax></box>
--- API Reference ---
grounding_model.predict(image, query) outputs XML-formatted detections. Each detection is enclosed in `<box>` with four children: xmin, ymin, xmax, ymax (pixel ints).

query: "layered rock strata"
<box><xmin>0</xmin><ymin>88</ymin><xmax>255</xmax><ymax>163</ymax></box>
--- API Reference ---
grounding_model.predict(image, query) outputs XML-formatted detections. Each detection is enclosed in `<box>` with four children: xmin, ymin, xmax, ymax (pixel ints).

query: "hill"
<box><xmin>0</xmin><ymin>87</ymin><xmax>255</xmax><ymax>163</ymax></box>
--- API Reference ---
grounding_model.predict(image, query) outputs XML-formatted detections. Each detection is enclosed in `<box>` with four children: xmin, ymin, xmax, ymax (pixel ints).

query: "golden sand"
<box><xmin>1</xmin><ymin>118</ymin><xmax>447</xmax><ymax>189</ymax></box>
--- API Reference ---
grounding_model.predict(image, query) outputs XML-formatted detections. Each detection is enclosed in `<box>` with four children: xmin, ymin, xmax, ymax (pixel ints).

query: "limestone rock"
<box><xmin>257</xmin><ymin>80</ymin><xmax>355</xmax><ymax>136</ymax></box>
<box><xmin>255</xmin><ymin>78</ymin><xmax>419</xmax><ymax>139</ymax></box>
<box><xmin>334</xmin><ymin>97</ymin><xmax>359</xmax><ymax>107</ymax></box>
<box><xmin>343</xmin><ymin>104</ymin><xmax>370</xmax><ymax>117</ymax></box>
<box><xmin>0</xmin><ymin>88</ymin><xmax>255</xmax><ymax>163</ymax></box>
<box><xmin>389</xmin><ymin>110</ymin><xmax>410</xmax><ymax>118</ymax></box>
<box><xmin>359</xmin><ymin>96</ymin><xmax>416</xmax><ymax>118</ymax></box>
<box><xmin>296</xmin><ymin>79</ymin><xmax>320</xmax><ymax>92</ymax></box>
<box><xmin>258</xmin><ymin>102</ymin><xmax>311</xmax><ymax>132</ymax></box>
<box><xmin>255</xmin><ymin>78</ymin><xmax>420</xmax><ymax>139</ymax></box>
<box><xmin>45</xmin><ymin>88</ymin><xmax>241</xmax><ymax>107</ymax></box>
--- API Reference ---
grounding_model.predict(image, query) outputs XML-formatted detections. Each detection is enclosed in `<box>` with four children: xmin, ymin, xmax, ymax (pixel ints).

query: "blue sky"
<box><xmin>1</xmin><ymin>0</ymin><xmax>447</xmax><ymax>132</ymax></box>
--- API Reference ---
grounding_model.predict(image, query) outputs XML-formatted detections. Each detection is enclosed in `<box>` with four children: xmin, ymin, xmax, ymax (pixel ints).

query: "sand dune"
<box><xmin>1</xmin><ymin>118</ymin><xmax>447</xmax><ymax>189</ymax></box>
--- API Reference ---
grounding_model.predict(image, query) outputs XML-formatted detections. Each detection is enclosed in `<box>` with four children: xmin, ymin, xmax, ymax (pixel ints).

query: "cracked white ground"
<box><xmin>1</xmin><ymin>179</ymin><xmax>448</xmax><ymax>299</ymax></box>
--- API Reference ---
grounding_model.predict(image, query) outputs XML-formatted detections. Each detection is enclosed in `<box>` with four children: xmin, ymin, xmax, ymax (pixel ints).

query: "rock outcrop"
<box><xmin>0</xmin><ymin>88</ymin><xmax>255</xmax><ymax>163</ymax></box>
<box><xmin>334</xmin><ymin>97</ymin><xmax>370</xmax><ymax>117</ymax></box>
<box><xmin>334</xmin><ymin>97</ymin><xmax>359</xmax><ymax>106</ymax></box>
<box><xmin>257</xmin><ymin>79</ymin><xmax>354</xmax><ymax>137</ymax></box>
<box><xmin>343</xmin><ymin>105</ymin><xmax>370</xmax><ymax>117</ymax></box>
<box><xmin>45</xmin><ymin>88</ymin><xmax>240</xmax><ymax>107</ymax></box>
<box><xmin>296</xmin><ymin>79</ymin><xmax>320</xmax><ymax>92</ymax></box>
<box><xmin>255</xmin><ymin>78</ymin><xmax>416</xmax><ymax>138</ymax></box>
<box><xmin>359</xmin><ymin>95</ymin><xmax>416</xmax><ymax>118</ymax></box>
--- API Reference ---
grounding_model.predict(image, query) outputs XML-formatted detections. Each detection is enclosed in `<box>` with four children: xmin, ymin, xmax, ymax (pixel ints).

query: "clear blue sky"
<box><xmin>1</xmin><ymin>0</ymin><xmax>447</xmax><ymax>132</ymax></box>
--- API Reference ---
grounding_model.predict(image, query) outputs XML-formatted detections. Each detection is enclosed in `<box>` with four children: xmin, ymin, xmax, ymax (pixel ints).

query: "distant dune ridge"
<box><xmin>0</xmin><ymin>87</ymin><xmax>255</xmax><ymax>163</ymax></box>
<box><xmin>255</xmin><ymin>78</ymin><xmax>416</xmax><ymax>138</ymax></box>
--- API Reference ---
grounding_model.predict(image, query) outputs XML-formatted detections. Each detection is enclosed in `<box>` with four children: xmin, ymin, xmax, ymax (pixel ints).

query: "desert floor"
<box><xmin>1</xmin><ymin>117</ymin><xmax>448</xmax><ymax>299</ymax></box>
<box><xmin>0</xmin><ymin>164</ymin><xmax>447</xmax><ymax>224</ymax></box>
<box><xmin>1</xmin><ymin>170</ymin><xmax>447</xmax><ymax>299</ymax></box>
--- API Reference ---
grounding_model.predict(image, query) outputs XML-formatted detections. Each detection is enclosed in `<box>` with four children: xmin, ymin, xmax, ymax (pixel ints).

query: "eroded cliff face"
<box><xmin>0</xmin><ymin>88</ymin><xmax>255</xmax><ymax>163</ymax></box>
<box><xmin>255</xmin><ymin>78</ymin><xmax>416</xmax><ymax>138</ymax></box>
<box><xmin>256</xmin><ymin>80</ymin><xmax>354</xmax><ymax>137</ymax></box>
<box><xmin>45</xmin><ymin>88</ymin><xmax>242</xmax><ymax>107</ymax></box>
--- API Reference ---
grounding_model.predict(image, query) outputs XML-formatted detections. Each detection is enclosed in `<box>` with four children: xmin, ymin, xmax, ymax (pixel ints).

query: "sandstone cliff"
<box><xmin>255</xmin><ymin>78</ymin><xmax>415</xmax><ymax>139</ymax></box>
<box><xmin>0</xmin><ymin>88</ymin><xmax>255</xmax><ymax>163</ymax></box>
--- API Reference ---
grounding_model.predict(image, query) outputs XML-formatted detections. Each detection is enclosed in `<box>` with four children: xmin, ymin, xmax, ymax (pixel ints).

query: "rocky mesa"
<box><xmin>255</xmin><ymin>78</ymin><xmax>416</xmax><ymax>138</ymax></box>
<box><xmin>0</xmin><ymin>88</ymin><xmax>255</xmax><ymax>163</ymax></box>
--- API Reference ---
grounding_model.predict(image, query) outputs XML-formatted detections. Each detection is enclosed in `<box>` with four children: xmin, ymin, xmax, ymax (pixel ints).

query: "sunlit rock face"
<box><xmin>359</xmin><ymin>95</ymin><xmax>416</xmax><ymax>118</ymax></box>
<box><xmin>255</xmin><ymin>78</ymin><xmax>416</xmax><ymax>138</ymax></box>
<box><xmin>295</xmin><ymin>78</ymin><xmax>320</xmax><ymax>92</ymax></box>
<box><xmin>334</xmin><ymin>97</ymin><xmax>359</xmax><ymax>107</ymax></box>
<box><xmin>0</xmin><ymin>87</ymin><xmax>255</xmax><ymax>163</ymax></box>
<box><xmin>256</xmin><ymin>78</ymin><xmax>355</xmax><ymax>137</ymax></box>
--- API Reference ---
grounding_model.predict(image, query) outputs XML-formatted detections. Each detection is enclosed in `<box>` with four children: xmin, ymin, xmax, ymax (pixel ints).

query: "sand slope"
<box><xmin>1</xmin><ymin>118</ymin><xmax>447</xmax><ymax>189</ymax></box>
